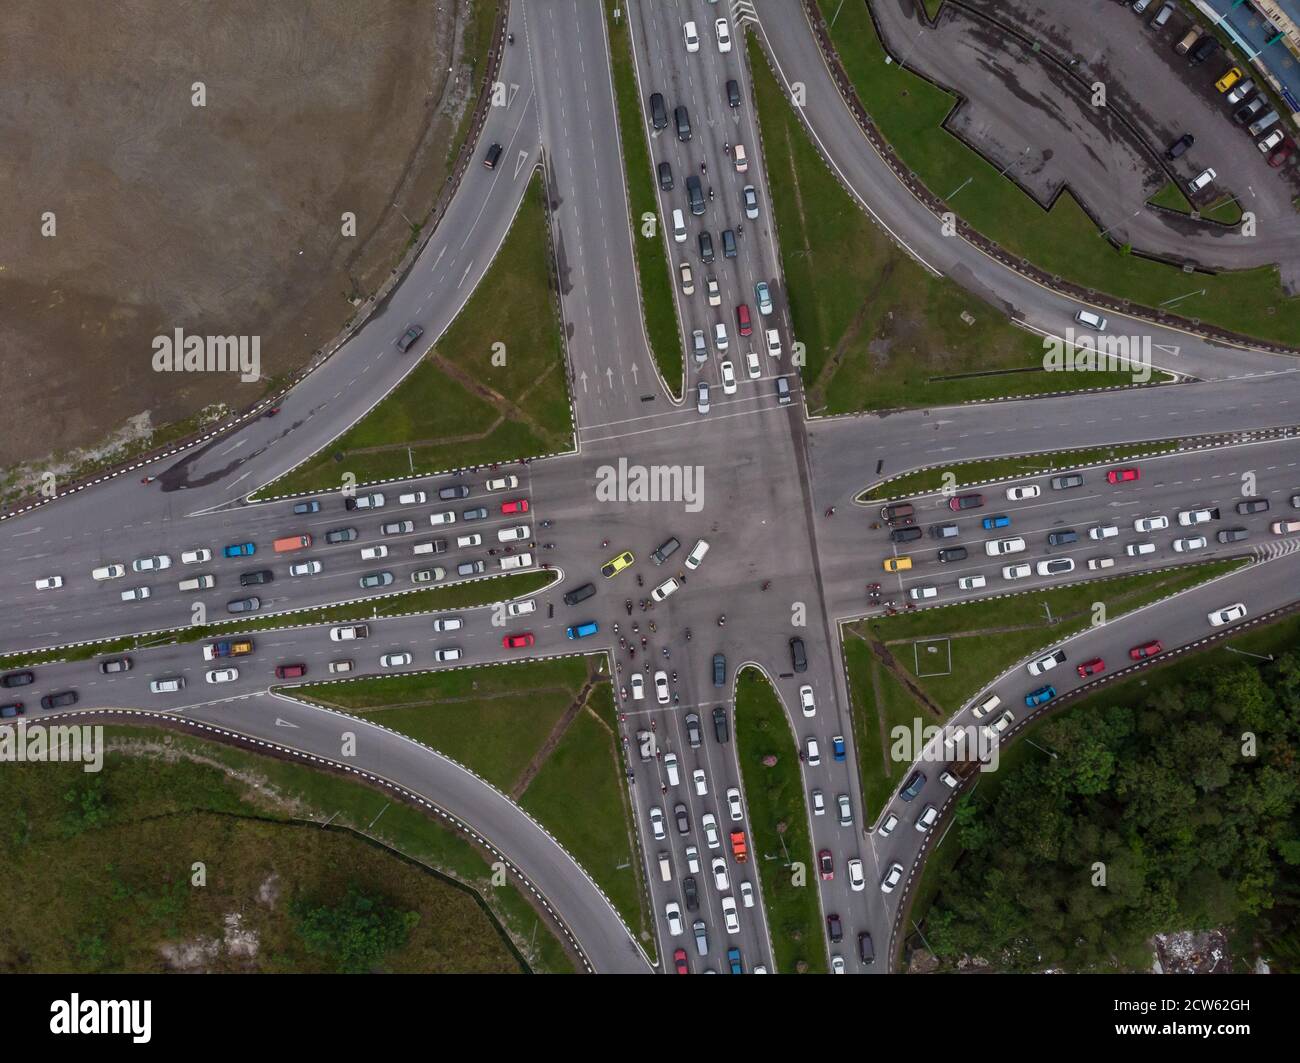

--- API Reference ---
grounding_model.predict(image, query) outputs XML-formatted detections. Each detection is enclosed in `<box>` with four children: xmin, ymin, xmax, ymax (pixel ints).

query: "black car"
<box><xmin>40</xmin><ymin>690</ymin><xmax>78</xmax><ymax>710</ymax></box>
<box><xmin>462</xmin><ymin>507</ymin><xmax>488</xmax><ymax>521</ymax></box>
<box><xmin>325</xmin><ymin>527</ymin><xmax>358</xmax><ymax>544</ymax></box>
<box><xmin>99</xmin><ymin>656</ymin><xmax>132</xmax><ymax>675</ymax></box>
<box><xmin>227</xmin><ymin>596</ymin><xmax>261</xmax><ymax>614</ymax></box>
<box><xmin>1047</xmin><ymin>529</ymin><xmax>1078</xmax><ymax>546</ymax></box>
<box><xmin>657</xmin><ymin>160</ymin><xmax>673</xmax><ymax>191</ymax></box>
<box><xmin>698</xmin><ymin>230</ymin><xmax>714</xmax><ymax>263</ymax></box>
<box><xmin>0</xmin><ymin>703</ymin><xmax>23</xmax><ymax>719</ymax></box>
<box><xmin>1188</xmin><ymin>35</ymin><xmax>1220</xmax><ymax>65</ymax></box>
<box><xmin>482</xmin><ymin>142</ymin><xmax>503</xmax><ymax>170</ymax></box>
<box><xmin>1050</xmin><ymin>473</ymin><xmax>1085</xmax><ymax>490</ymax></box>
<box><xmin>826</xmin><ymin>913</ymin><xmax>843</xmax><ymax>944</ymax></box>
<box><xmin>949</xmin><ymin>493</ymin><xmax>984</xmax><ymax>511</ymax></box>
<box><xmin>674</xmin><ymin>803</ymin><xmax>690</xmax><ymax>834</ymax></box>
<box><xmin>674</xmin><ymin>104</ymin><xmax>691</xmax><ymax>142</ymax></box>
<box><xmin>649</xmin><ymin>91</ymin><xmax>667</xmax><ymax>130</ymax></box>
<box><xmin>563</xmin><ymin>583</ymin><xmax>596</xmax><ymax>606</ymax></box>
<box><xmin>438</xmin><ymin>484</ymin><xmax>470</xmax><ymax>501</ymax></box>
<box><xmin>937</xmin><ymin>546</ymin><xmax>968</xmax><ymax>563</ymax></box>
<box><xmin>651</xmin><ymin>537</ymin><xmax>681</xmax><ymax>565</ymax></box>
<box><xmin>789</xmin><ymin>637</ymin><xmax>808</xmax><ymax>673</ymax></box>
<box><xmin>726</xmin><ymin>78</ymin><xmax>740</xmax><ymax>108</ymax></box>
<box><xmin>292</xmin><ymin>499</ymin><xmax>321</xmax><ymax>515</ymax></box>
<box><xmin>889</xmin><ymin>526</ymin><xmax>923</xmax><ymax>544</ymax></box>
<box><xmin>685</xmin><ymin>712</ymin><xmax>702</xmax><ymax>748</ymax></box>
<box><xmin>1164</xmin><ymin>133</ymin><xmax>1194</xmax><ymax>160</ymax></box>
<box><xmin>685</xmin><ymin>175</ymin><xmax>705</xmax><ymax>216</ymax></box>
<box><xmin>901</xmin><ymin>770</ymin><xmax>926</xmax><ymax>801</ymax></box>
<box><xmin>1218</xmin><ymin>527</ymin><xmax>1250</xmax><ymax>543</ymax></box>
<box><xmin>712</xmin><ymin>706</ymin><xmax>730</xmax><ymax>743</ymax></box>
<box><xmin>395</xmin><ymin>325</ymin><xmax>423</xmax><ymax>352</ymax></box>
<box><xmin>683</xmin><ymin>876</ymin><xmax>699</xmax><ymax>911</ymax></box>
<box><xmin>1237</xmin><ymin>499</ymin><xmax>1270</xmax><ymax>514</ymax></box>
<box><xmin>1</xmin><ymin>671</ymin><xmax>35</xmax><ymax>689</ymax></box>
<box><xmin>240</xmin><ymin>569</ymin><xmax>274</xmax><ymax>587</ymax></box>
<box><xmin>712</xmin><ymin>653</ymin><xmax>727</xmax><ymax>688</ymax></box>
<box><xmin>858</xmin><ymin>932</ymin><xmax>875</xmax><ymax>966</ymax></box>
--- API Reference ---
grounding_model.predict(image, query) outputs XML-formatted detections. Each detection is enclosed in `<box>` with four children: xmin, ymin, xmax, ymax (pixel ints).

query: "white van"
<box><xmin>507</xmin><ymin>598</ymin><xmax>537</xmax><ymax>617</ymax></box>
<box><xmin>672</xmin><ymin>208</ymin><xmax>687</xmax><ymax>243</ymax></box>
<box><xmin>430</xmin><ymin>510</ymin><xmax>456</xmax><ymax>526</ymax></box>
<box><xmin>178</xmin><ymin>574</ymin><xmax>215</xmax><ymax>592</ymax></box>
<box><xmin>957</xmin><ymin>575</ymin><xmax>987</xmax><ymax>590</ymax></box>
<box><xmin>908</xmin><ymin>585</ymin><xmax>938</xmax><ymax>601</ymax></box>
<box><xmin>664</xmin><ymin>752</ymin><xmax>681</xmax><ymax>787</ymax></box>
<box><xmin>149</xmin><ymin>677</ymin><xmax>186</xmax><ymax>694</ymax></box>
<box><xmin>1074</xmin><ymin>309</ymin><xmax>1107</xmax><ymax>331</ymax></box>
<box><xmin>1188</xmin><ymin>168</ymin><xmax>1216</xmax><ymax>193</ymax></box>
<box><xmin>658</xmin><ymin>851</ymin><xmax>673</xmax><ymax>883</ymax></box>
<box><xmin>684</xmin><ymin>539</ymin><xmax>710</xmax><ymax>570</ymax></box>
<box><xmin>399</xmin><ymin>491</ymin><xmax>427</xmax><ymax>505</ymax></box>
<box><xmin>500</xmin><ymin>552</ymin><xmax>533</xmax><ymax>570</ymax></box>
<box><xmin>972</xmin><ymin>693</ymin><xmax>1001</xmax><ymax>719</ymax></box>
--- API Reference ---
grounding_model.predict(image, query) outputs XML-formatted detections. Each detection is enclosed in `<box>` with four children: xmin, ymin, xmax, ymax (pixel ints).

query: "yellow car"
<box><xmin>1215</xmin><ymin>67</ymin><xmax>1243</xmax><ymax>93</ymax></box>
<box><xmin>883</xmin><ymin>556</ymin><xmax>913</xmax><ymax>573</ymax></box>
<box><xmin>601</xmin><ymin>550</ymin><xmax>635</xmax><ymax>578</ymax></box>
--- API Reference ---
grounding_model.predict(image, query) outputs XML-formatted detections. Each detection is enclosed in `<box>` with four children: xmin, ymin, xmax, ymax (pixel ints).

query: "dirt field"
<box><xmin>0</xmin><ymin>0</ymin><xmax>493</xmax><ymax>480</ymax></box>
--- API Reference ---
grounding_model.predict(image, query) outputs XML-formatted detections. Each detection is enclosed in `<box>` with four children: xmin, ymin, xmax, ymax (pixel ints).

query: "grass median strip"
<box><xmin>606</xmin><ymin>0</ymin><xmax>685</xmax><ymax>394</ymax></box>
<box><xmin>268</xmin><ymin>170</ymin><xmax>572</xmax><ymax>497</ymax></box>
<box><xmin>749</xmin><ymin>37</ymin><xmax>1148</xmax><ymax>412</ymax></box>
<box><xmin>735</xmin><ymin>667</ymin><xmax>827</xmax><ymax>973</ymax></box>
<box><xmin>814</xmin><ymin>0</ymin><xmax>1300</xmax><ymax>347</ymax></box>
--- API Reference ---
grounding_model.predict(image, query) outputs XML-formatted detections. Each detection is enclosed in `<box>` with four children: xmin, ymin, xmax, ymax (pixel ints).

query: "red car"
<box><xmin>274</xmin><ymin>663</ymin><xmax>307</xmax><ymax>680</ymax></box>
<box><xmin>1268</xmin><ymin>142</ymin><xmax>1294</xmax><ymax>168</ymax></box>
<box><xmin>948</xmin><ymin>493</ymin><xmax>984</xmax><ymax>511</ymax></box>
<box><xmin>818</xmin><ymin>849</ymin><xmax>834</xmax><ymax>881</ymax></box>
<box><xmin>1077</xmin><ymin>657</ymin><xmax>1105</xmax><ymax>678</ymax></box>
<box><xmin>673</xmin><ymin>947</ymin><xmax>690</xmax><ymax>974</ymax></box>
<box><xmin>1106</xmin><ymin>468</ymin><xmax>1140</xmax><ymax>484</ymax></box>
<box><xmin>736</xmin><ymin>303</ymin><xmax>753</xmax><ymax>337</ymax></box>
<box><xmin>500</xmin><ymin>498</ymin><xmax>529</xmax><ymax>514</ymax></box>
<box><xmin>502</xmin><ymin>633</ymin><xmax>535</xmax><ymax>649</ymax></box>
<box><xmin>1129</xmin><ymin>640</ymin><xmax>1163</xmax><ymax>661</ymax></box>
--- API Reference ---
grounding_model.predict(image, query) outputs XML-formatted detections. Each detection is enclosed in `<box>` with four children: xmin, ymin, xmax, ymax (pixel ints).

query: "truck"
<box><xmin>273</xmin><ymin>534</ymin><xmax>312</xmax><ymax>553</ymax></box>
<box><xmin>729</xmin><ymin>829</ymin><xmax>748</xmax><ymax>863</ymax></box>
<box><xmin>203</xmin><ymin>638</ymin><xmax>254</xmax><ymax>661</ymax></box>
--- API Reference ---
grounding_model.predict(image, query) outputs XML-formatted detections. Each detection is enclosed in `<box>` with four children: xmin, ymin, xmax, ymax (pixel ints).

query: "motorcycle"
<box><xmin>648</xmin><ymin>620</ymin><xmax>657</xmax><ymax>633</ymax></box>
<box><xmin>636</xmin><ymin>573</ymin><xmax>644</xmax><ymax>587</ymax></box>
<box><xmin>601</xmin><ymin>539</ymin><xmax>609</xmax><ymax>549</ymax></box>
<box><xmin>613</xmin><ymin>622</ymin><xmax>619</xmax><ymax>634</ymax></box>
<box><xmin>708</xmin><ymin>186</ymin><xmax>714</xmax><ymax>201</ymax></box>
<box><xmin>507</xmin><ymin>32</ymin><xmax>514</xmax><ymax>44</ymax></box>
<box><xmin>662</xmin><ymin>647</ymin><xmax>670</xmax><ymax>659</ymax></box>
<box><xmin>620</xmin><ymin>686</ymin><xmax>628</xmax><ymax>700</ymax></box>
<box><xmin>619</xmin><ymin>637</ymin><xmax>627</xmax><ymax>649</ymax></box>
<box><xmin>640</xmin><ymin>637</ymin><xmax>648</xmax><ymax>649</ymax></box>
<box><xmin>625</xmin><ymin>599</ymin><xmax>633</xmax><ymax>615</ymax></box>
<box><xmin>541</xmin><ymin>520</ymin><xmax>552</xmax><ymax>529</ymax></box>
<box><xmin>717</xmin><ymin>614</ymin><xmax>726</xmax><ymax>627</ymax></box>
<box><xmin>673</xmin><ymin>693</ymin><xmax>680</xmax><ymax>704</ymax></box>
<box><xmin>542</xmin><ymin>543</ymin><xmax>555</xmax><ymax>550</ymax></box>
<box><xmin>700</xmin><ymin>161</ymin><xmax>707</xmax><ymax>175</ymax></box>
<box><xmin>761</xmin><ymin>580</ymin><xmax>771</xmax><ymax>591</ymax></box>
<box><xmin>671</xmin><ymin>671</ymin><xmax>677</xmax><ymax>682</ymax></box>
<box><xmin>684</xmin><ymin>628</ymin><xmax>692</xmax><ymax>641</ymax></box>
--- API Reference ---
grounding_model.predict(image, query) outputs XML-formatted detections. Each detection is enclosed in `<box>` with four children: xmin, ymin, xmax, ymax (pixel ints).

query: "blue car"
<box><xmin>831</xmin><ymin>735</ymin><xmax>846</xmax><ymax>761</ymax></box>
<box><xmin>727</xmin><ymin>946</ymin><xmax>743</xmax><ymax>975</ymax></box>
<box><xmin>981</xmin><ymin>515</ymin><xmax>1011</xmax><ymax>530</ymax></box>
<box><xmin>1025</xmin><ymin>685</ymin><xmax>1056</xmax><ymax>707</ymax></box>
<box><xmin>223</xmin><ymin>542</ymin><xmax>256</xmax><ymax>558</ymax></box>
<box><xmin>565</xmin><ymin>621</ymin><xmax>599</xmax><ymax>640</ymax></box>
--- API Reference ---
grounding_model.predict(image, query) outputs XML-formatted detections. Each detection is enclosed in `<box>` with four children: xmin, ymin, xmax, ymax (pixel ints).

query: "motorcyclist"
<box><xmin>685</xmin><ymin>628</ymin><xmax>692</xmax><ymax>640</ymax></box>
<box><xmin>718</xmin><ymin>614</ymin><xmax>726</xmax><ymax>626</ymax></box>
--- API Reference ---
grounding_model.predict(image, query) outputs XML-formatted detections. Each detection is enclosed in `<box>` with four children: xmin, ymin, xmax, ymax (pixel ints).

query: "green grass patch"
<box><xmin>813</xmin><ymin>0</ymin><xmax>1300</xmax><ymax>347</ymax></box>
<box><xmin>858</xmin><ymin>438</ymin><xmax>1183</xmax><ymax>502</ymax></box>
<box><xmin>606</xmin><ymin>0</ymin><xmax>685</xmax><ymax>393</ymax></box>
<box><xmin>269</xmin><ymin>171</ymin><xmax>572</xmax><ymax>496</ymax></box>
<box><xmin>748</xmin><ymin>38</ymin><xmax>1152</xmax><ymax>412</ymax></box>
<box><xmin>1202</xmin><ymin>194</ymin><xmax>1244</xmax><ymax>226</ymax></box>
<box><xmin>0</xmin><ymin>725</ymin><xmax>574</xmax><ymax>972</ymax></box>
<box><xmin>1147</xmin><ymin>180</ymin><xmax>1192</xmax><ymax>214</ymax></box>
<box><xmin>734</xmin><ymin>668</ymin><xmax>827</xmax><ymax>972</ymax></box>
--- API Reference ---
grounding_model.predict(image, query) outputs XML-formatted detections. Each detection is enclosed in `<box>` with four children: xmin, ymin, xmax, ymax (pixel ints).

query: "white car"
<box><xmin>985</xmin><ymin>537</ymin><xmax>1026</xmax><ymax>556</ymax></box>
<box><xmin>799</xmin><ymin>684</ymin><xmax>816</xmax><ymax>717</ymax></box>
<box><xmin>411</xmin><ymin>567</ymin><xmax>446</xmax><ymax>584</ymax></box>
<box><xmin>811</xmin><ymin>789</ymin><xmax>826</xmax><ymax>816</ymax></box>
<box><xmin>739</xmin><ymin>881</ymin><xmax>755</xmax><ymax>909</ymax></box>
<box><xmin>650</xmin><ymin>807</ymin><xmax>666</xmax><ymax>841</ymax></box>
<box><xmin>1126</xmin><ymin>541</ymin><xmax>1156</xmax><ymax>556</ymax></box>
<box><xmin>361</xmin><ymin>545</ymin><xmax>389</xmax><ymax>560</ymax></box>
<box><xmin>506</xmin><ymin>598</ymin><xmax>536</xmax><ymax>617</ymax></box>
<box><xmin>1036</xmin><ymin>558</ymin><xmax>1075</xmax><ymax>576</ymax></box>
<box><xmin>132</xmin><ymin>555</ymin><xmax>171</xmax><ymax>572</ymax></box>
<box><xmin>693</xmin><ymin>769</ymin><xmax>708</xmax><ymax>797</ymax></box>
<box><xmin>837</xmin><ymin>794</ymin><xmax>852</xmax><ymax>826</ymax></box>
<box><xmin>1208</xmin><ymin>602</ymin><xmax>1247</xmax><ymax>627</ymax></box>
<box><xmin>745</xmin><ymin>350</ymin><xmax>761</xmax><ymax>379</ymax></box>
<box><xmin>1027</xmin><ymin>650</ymin><xmax>1065</xmax><ymax>676</ymax></box>
<box><xmin>701</xmin><ymin>813</ymin><xmax>720</xmax><ymax>850</ymax></box>
<box><xmin>654</xmin><ymin>670</ymin><xmax>670</xmax><ymax>705</ymax></box>
<box><xmin>983</xmin><ymin>710</ymin><xmax>1016</xmax><ymax>741</ymax></box>
<box><xmin>1178</xmin><ymin>508</ymin><xmax>1216</xmax><ymax>526</ymax></box>
<box><xmin>430</xmin><ymin>510</ymin><xmax>456</xmax><ymax>526</ymax></box>
<box><xmin>92</xmin><ymin>564</ymin><xmax>125</xmax><ymax>581</ymax></box>
<box><xmin>399</xmin><ymin>491</ymin><xmax>427</xmax><ymax>505</ymax></box>
<box><xmin>711</xmin><ymin>856</ymin><xmax>730</xmax><ymax>891</ymax></box>
<box><xmin>879</xmin><ymin>812</ymin><xmax>899</xmax><ymax>837</ymax></box>
<box><xmin>696</xmin><ymin>382</ymin><xmax>711</xmax><ymax>416</ymax></box>
<box><xmin>721</xmin><ymin>895</ymin><xmax>740</xmax><ymax>935</ymax></box>
<box><xmin>806</xmin><ymin>737</ymin><xmax>821</xmax><ymax>765</ymax></box>
<box><xmin>733</xmin><ymin>143</ymin><xmax>748</xmax><ymax>173</ymax></box>
<box><xmin>725</xmin><ymin>786</ymin><xmax>743</xmax><ymax>821</ymax></box>
<box><xmin>831</xmin><ymin>956</ymin><xmax>846</xmax><ymax>974</ymax></box>
<box><xmin>683</xmin><ymin>20</ymin><xmax>700</xmax><ymax>52</ymax></box>
<box><xmin>684</xmin><ymin>539</ymin><xmax>709</xmax><ymax>570</ymax></box>
<box><xmin>685</xmin><ymin>845</ymin><xmax>700</xmax><ymax>873</ymax></box>
<box><xmin>765</xmin><ymin>327</ymin><xmax>781</xmax><ymax>358</ymax></box>
<box><xmin>34</xmin><ymin>576</ymin><xmax>63</xmax><ymax>590</ymax></box>
<box><xmin>665</xmin><ymin>900</ymin><xmax>683</xmax><ymax>936</ymax></box>
<box><xmin>706</xmin><ymin>276</ymin><xmax>721</xmax><ymax>306</ymax></box>
<box><xmin>956</xmin><ymin>575</ymin><xmax>987</xmax><ymax>590</ymax></box>
<box><xmin>120</xmin><ymin>586</ymin><xmax>151</xmax><ymax>602</ymax></box>
<box><xmin>880</xmin><ymin>863</ymin><xmax>904</xmax><ymax>894</ymax></box>
<box><xmin>181</xmin><ymin>549</ymin><xmax>212</xmax><ymax>565</ymax></box>
<box><xmin>1002</xmin><ymin>563</ymin><xmax>1032</xmax><ymax>580</ymax></box>
<box><xmin>916</xmin><ymin>805</ymin><xmax>939</xmax><ymax>832</ymax></box>
<box><xmin>1133</xmin><ymin>515</ymin><xmax>1170</xmax><ymax>533</ymax></box>
<box><xmin>330</xmin><ymin>625</ymin><xmax>367</xmax><ymax>641</ymax></box>
<box><xmin>206</xmin><ymin>667</ymin><xmax>238</xmax><ymax>684</ymax></box>
<box><xmin>651</xmin><ymin>577</ymin><xmax>680</xmax><ymax>602</ymax></box>
<box><xmin>1005</xmin><ymin>484</ymin><xmax>1040</xmax><ymax>501</ymax></box>
<box><xmin>1089</xmin><ymin>524</ymin><xmax>1119</xmax><ymax>540</ymax></box>
<box><xmin>497</xmin><ymin>525</ymin><xmax>531</xmax><ymax>543</ymax></box>
<box><xmin>289</xmin><ymin>560</ymin><xmax>322</xmax><ymax>576</ymax></box>
<box><xmin>434</xmin><ymin>647</ymin><xmax>462</xmax><ymax>663</ymax></box>
<box><xmin>847</xmin><ymin>858</ymin><xmax>865</xmax><ymax>892</ymax></box>
<box><xmin>714</xmin><ymin>321</ymin><xmax>729</xmax><ymax>351</ymax></box>
<box><xmin>455</xmin><ymin>534</ymin><xmax>482</xmax><ymax>549</ymax></box>
<box><xmin>486</xmin><ymin>475</ymin><xmax>519</xmax><ymax>492</ymax></box>
<box><xmin>1173</xmin><ymin>536</ymin><xmax>1208</xmax><ymax>552</ymax></box>
<box><xmin>720</xmin><ymin>360</ymin><xmax>737</xmax><ymax>395</ymax></box>
<box><xmin>380</xmin><ymin>652</ymin><xmax>413</xmax><ymax>668</ymax></box>
<box><xmin>432</xmin><ymin>617</ymin><xmax>463</xmax><ymax>632</ymax></box>
<box><xmin>714</xmin><ymin>17</ymin><xmax>731</xmax><ymax>52</ymax></box>
<box><xmin>630</xmin><ymin>673</ymin><xmax>645</xmax><ymax>700</ymax></box>
<box><xmin>678</xmin><ymin>261</ymin><xmax>694</xmax><ymax>295</ymax></box>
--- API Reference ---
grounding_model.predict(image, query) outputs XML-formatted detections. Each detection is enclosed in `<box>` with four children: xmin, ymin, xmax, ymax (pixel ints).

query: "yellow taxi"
<box><xmin>883</xmin><ymin>556</ymin><xmax>913</xmax><ymax>573</ymax></box>
<box><xmin>1215</xmin><ymin>67</ymin><xmax>1243</xmax><ymax>93</ymax></box>
<box><xmin>601</xmin><ymin>550</ymin><xmax>635</xmax><ymax>578</ymax></box>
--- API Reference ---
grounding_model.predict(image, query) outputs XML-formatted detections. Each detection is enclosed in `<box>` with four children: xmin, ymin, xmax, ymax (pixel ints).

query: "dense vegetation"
<box><xmin>924</xmin><ymin>650</ymin><xmax>1300</xmax><ymax>970</ymax></box>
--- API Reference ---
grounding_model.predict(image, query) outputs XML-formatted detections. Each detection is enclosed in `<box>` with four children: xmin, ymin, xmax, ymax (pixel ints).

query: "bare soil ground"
<box><xmin>0</xmin><ymin>0</ymin><xmax>488</xmax><ymax>474</ymax></box>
